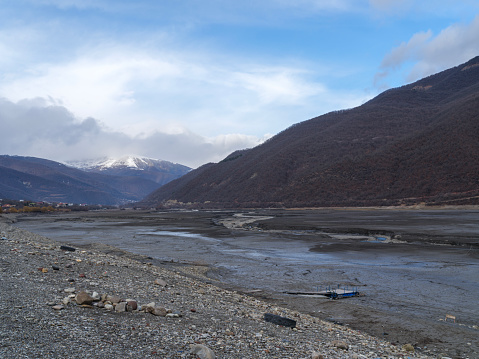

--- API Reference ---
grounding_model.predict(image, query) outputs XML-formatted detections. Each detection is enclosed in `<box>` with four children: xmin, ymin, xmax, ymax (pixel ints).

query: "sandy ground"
<box><xmin>8</xmin><ymin>208</ymin><xmax>479</xmax><ymax>359</ymax></box>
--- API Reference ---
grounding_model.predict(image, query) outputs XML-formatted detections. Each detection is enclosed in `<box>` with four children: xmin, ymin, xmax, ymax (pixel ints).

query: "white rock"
<box><xmin>62</xmin><ymin>297</ymin><xmax>70</xmax><ymax>305</ymax></box>
<box><xmin>190</xmin><ymin>344</ymin><xmax>215</xmax><ymax>359</ymax></box>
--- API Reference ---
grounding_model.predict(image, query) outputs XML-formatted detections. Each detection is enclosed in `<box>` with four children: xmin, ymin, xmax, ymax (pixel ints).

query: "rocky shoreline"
<box><xmin>1</xmin><ymin>219</ymin><xmax>439</xmax><ymax>358</ymax></box>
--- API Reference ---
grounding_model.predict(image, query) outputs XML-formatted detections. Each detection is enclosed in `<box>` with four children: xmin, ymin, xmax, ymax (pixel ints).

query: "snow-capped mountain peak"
<box><xmin>68</xmin><ymin>156</ymin><xmax>174</xmax><ymax>171</ymax></box>
<box><xmin>66</xmin><ymin>157</ymin><xmax>191</xmax><ymax>185</ymax></box>
<box><xmin>96</xmin><ymin>156</ymin><xmax>151</xmax><ymax>170</ymax></box>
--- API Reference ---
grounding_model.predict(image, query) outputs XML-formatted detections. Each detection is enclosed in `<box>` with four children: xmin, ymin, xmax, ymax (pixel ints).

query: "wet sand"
<box><xmin>9</xmin><ymin>208</ymin><xmax>479</xmax><ymax>358</ymax></box>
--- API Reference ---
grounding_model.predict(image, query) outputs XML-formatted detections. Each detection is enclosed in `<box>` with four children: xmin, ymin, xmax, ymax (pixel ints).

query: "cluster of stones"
<box><xmin>49</xmin><ymin>285</ymin><xmax>182</xmax><ymax>318</ymax></box>
<box><xmin>49</xmin><ymin>286</ymin><xmax>216</xmax><ymax>358</ymax></box>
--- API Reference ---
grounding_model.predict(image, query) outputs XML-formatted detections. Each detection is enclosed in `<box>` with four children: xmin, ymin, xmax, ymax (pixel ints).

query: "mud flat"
<box><xmin>8</xmin><ymin>208</ymin><xmax>479</xmax><ymax>358</ymax></box>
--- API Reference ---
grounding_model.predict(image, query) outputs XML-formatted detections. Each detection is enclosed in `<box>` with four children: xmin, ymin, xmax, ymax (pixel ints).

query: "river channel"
<box><xmin>11</xmin><ymin>208</ymin><xmax>479</xmax><ymax>358</ymax></box>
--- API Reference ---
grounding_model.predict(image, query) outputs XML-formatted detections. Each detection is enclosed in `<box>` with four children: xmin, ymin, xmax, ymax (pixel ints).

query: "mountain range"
<box><xmin>0</xmin><ymin>155</ymin><xmax>190</xmax><ymax>205</ymax></box>
<box><xmin>140</xmin><ymin>56</ymin><xmax>479</xmax><ymax>208</ymax></box>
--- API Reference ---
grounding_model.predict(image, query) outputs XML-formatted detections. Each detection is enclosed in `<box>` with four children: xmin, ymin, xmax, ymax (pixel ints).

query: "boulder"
<box><xmin>152</xmin><ymin>307</ymin><xmax>167</xmax><ymax>317</ymax></box>
<box><xmin>126</xmin><ymin>300</ymin><xmax>138</xmax><ymax>311</ymax></box>
<box><xmin>142</xmin><ymin>302</ymin><xmax>156</xmax><ymax>313</ymax></box>
<box><xmin>76</xmin><ymin>291</ymin><xmax>94</xmax><ymax>305</ymax></box>
<box><xmin>190</xmin><ymin>344</ymin><xmax>215</xmax><ymax>359</ymax></box>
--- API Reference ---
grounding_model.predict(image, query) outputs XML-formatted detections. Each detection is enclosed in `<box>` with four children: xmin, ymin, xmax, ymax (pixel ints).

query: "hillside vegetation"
<box><xmin>141</xmin><ymin>56</ymin><xmax>479</xmax><ymax>208</ymax></box>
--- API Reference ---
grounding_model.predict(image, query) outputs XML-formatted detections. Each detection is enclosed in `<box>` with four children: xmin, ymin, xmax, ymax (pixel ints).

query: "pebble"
<box><xmin>62</xmin><ymin>297</ymin><xmax>70</xmax><ymax>305</ymax></box>
<box><xmin>402</xmin><ymin>343</ymin><xmax>415</xmax><ymax>352</ymax></box>
<box><xmin>107</xmin><ymin>295</ymin><xmax>122</xmax><ymax>304</ymax></box>
<box><xmin>166</xmin><ymin>313</ymin><xmax>180</xmax><ymax>318</ymax></box>
<box><xmin>332</xmin><ymin>340</ymin><xmax>349</xmax><ymax>350</ymax></box>
<box><xmin>91</xmin><ymin>291</ymin><xmax>100</xmax><ymax>301</ymax></box>
<box><xmin>154</xmin><ymin>278</ymin><xmax>167</xmax><ymax>287</ymax></box>
<box><xmin>115</xmin><ymin>302</ymin><xmax>127</xmax><ymax>312</ymax></box>
<box><xmin>52</xmin><ymin>305</ymin><xmax>64</xmax><ymax>310</ymax></box>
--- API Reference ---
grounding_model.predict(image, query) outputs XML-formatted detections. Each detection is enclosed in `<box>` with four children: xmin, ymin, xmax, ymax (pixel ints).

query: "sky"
<box><xmin>0</xmin><ymin>0</ymin><xmax>478</xmax><ymax>168</ymax></box>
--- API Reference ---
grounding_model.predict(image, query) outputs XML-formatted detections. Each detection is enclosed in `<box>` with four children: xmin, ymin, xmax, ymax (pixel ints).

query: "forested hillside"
<box><xmin>141</xmin><ymin>56</ymin><xmax>479</xmax><ymax>208</ymax></box>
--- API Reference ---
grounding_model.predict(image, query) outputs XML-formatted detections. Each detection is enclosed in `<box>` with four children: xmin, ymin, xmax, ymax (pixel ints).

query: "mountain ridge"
<box><xmin>0</xmin><ymin>155</ymin><xmax>191</xmax><ymax>205</ymax></box>
<box><xmin>140</xmin><ymin>56</ymin><xmax>479</xmax><ymax>208</ymax></box>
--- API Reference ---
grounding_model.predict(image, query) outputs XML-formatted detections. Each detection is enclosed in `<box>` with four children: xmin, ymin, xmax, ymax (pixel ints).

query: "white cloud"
<box><xmin>0</xmin><ymin>97</ymin><xmax>265</xmax><ymax>168</ymax></box>
<box><xmin>378</xmin><ymin>14</ymin><xmax>479</xmax><ymax>85</ymax></box>
<box><xmin>381</xmin><ymin>30</ymin><xmax>434</xmax><ymax>70</ymax></box>
<box><xmin>233</xmin><ymin>67</ymin><xmax>325</xmax><ymax>105</ymax></box>
<box><xmin>0</xmin><ymin>40</ymin><xmax>340</xmax><ymax>138</ymax></box>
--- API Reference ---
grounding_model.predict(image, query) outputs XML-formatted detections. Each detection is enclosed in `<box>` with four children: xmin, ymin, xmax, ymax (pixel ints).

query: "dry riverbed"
<box><xmin>4</xmin><ymin>208</ymin><xmax>479</xmax><ymax>358</ymax></box>
<box><xmin>0</xmin><ymin>216</ymin><xmax>437</xmax><ymax>359</ymax></box>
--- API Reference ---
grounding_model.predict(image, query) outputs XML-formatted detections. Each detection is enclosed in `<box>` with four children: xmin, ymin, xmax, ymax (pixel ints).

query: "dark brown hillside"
<box><xmin>141</xmin><ymin>56</ymin><xmax>479</xmax><ymax>208</ymax></box>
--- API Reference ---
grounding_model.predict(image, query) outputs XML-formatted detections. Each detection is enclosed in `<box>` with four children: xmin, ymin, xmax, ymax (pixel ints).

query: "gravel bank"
<box><xmin>0</xmin><ymin>220</ymin><xmax>437</xmax><ymax>359</ymax></box>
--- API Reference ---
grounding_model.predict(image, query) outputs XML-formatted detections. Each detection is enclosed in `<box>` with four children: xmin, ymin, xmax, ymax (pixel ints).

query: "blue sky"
<box><xmin>1</xmin><ymin>0</ymin><xmax>478</xmax><ymax>167</ymax></box>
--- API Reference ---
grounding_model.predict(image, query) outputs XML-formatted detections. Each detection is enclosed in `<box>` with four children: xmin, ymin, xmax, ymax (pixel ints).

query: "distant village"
<box><xmin>0</xmin><ymin>199</ymin><xmax>107</xmax><ymax>213</ymax></box>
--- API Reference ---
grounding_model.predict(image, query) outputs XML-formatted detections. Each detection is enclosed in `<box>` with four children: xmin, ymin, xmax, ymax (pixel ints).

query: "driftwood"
<box><xmin>263</xmin><ymin>313</ymin><xmax>296</xmax><ymax>328</ymax></box>
<box><xmin>60</xmin><ymin>245</ymin><xmax>76</xmax><ymax>252</ymax></box>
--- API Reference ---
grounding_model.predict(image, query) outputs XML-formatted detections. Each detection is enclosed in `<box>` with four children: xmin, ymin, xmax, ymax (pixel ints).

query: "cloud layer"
<box><xmin>0</xmin><ymin>98</ymin><xmax>266</xmax><ymax>168</ymax></box>
<box><xmin>378</xmin><ymin>14</ymin><xmax>479</xmax><ymax>85</ymax></box>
